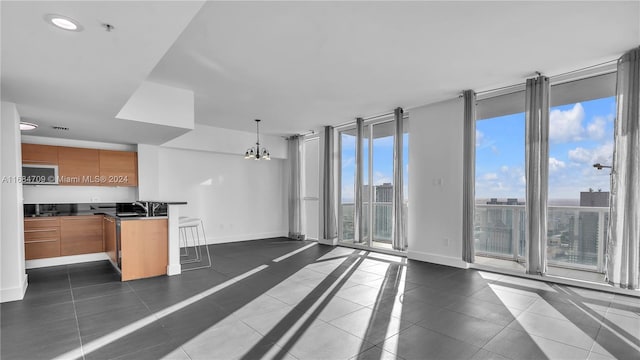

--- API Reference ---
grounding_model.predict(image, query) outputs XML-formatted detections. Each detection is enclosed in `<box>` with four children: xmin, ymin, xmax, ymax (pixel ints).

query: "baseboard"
<box><xmin>190</xmin><ymin>231</ymin><xmax>289</xmax><ymax>245</ymax></box>
<box><xmin>0</xmin><ymin>274</ymin><xmax>28</xmax><ymax>303</ymax></box>
<box><xmin>407</xmin><ymin>250</ymin><xmax>469</xmax><ymax>269</ymax></box>
<box><xmin>166</xmin><ymin>263</ymin><xmax>182</xmax><ymax>276</ymax></box>
<box><xmin>318</xmin><ymin>238</ymin><xmax>338</xmax><ymax>246</ymax></box>
<box><xmin>26</xmin><ymin>253</ymin><xmax>109</xmax><ymax>269</ymax></box>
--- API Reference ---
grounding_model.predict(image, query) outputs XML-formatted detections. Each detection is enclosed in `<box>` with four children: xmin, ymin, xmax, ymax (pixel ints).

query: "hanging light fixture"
<box><xmin>244</xmin><ymin>119</ymin><xmax>270</xmax><ymax>160</ymax></box>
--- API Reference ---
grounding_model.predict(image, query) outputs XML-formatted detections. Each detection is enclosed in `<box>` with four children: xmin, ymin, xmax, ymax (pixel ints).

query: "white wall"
<box><xmin>407</xmin><ymin>98</ymin><xmax>468</xmax><ymax>268</ymax></box>
<box><xmin>147</xmin><ymin>146</ymin><xmax>288</xmax><ymax>243</ymax></box>
<box><xmin>163</xmin><ymin>123</ymin><xmax>288</xmax><ymax>159</ymax></box>
<box><xmin>22</xmin><ymin>186</ymin><xmax>136</xmax><ymax>204</ymax></box>
<box><xmin>1</xmin><ymin>102</ymin><xmax>27</xmax><ymax>302</ymax></box>
<box><xmin>21</xmin><ymin>136</ymin><xmax>137</xmax><ymax>204</ymax></box>
<box><xmin>116</xmin><ymin>81</ymin><xmax>195</xmax><ymax>129</ymax></box>
<box><xmin>137</xmin><ymin>144</ymin><xmax>161</xmax><ymax>200</ymax></box>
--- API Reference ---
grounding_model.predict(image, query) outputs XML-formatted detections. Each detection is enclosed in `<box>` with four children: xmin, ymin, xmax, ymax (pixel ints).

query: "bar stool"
<box><xmin>179</xmin><ymin>216</ymin><xmax>212</xmax><ymax>271</ymax></box>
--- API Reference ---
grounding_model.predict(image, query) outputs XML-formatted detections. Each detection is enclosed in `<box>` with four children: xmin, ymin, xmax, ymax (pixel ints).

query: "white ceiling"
<box><xmin>149</xmin><ymin>1</ymin><xmax>639</xmax><ymax>136</ymax></box>
<box><xmin>1</xmin><ymin>1</ymin><xmax>204</xmax><ymax>144</ymax></box>
<box><xmin>2</xmin><ymin>1</ymin><xmax>639</xmax><ymax>143</ymax></box>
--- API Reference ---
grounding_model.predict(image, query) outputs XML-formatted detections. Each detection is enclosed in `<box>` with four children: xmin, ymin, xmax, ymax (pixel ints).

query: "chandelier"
<box><xmin>244</xmin><ymin>119</ymin><xmax>270</xmax><ymax>160</ymax></box>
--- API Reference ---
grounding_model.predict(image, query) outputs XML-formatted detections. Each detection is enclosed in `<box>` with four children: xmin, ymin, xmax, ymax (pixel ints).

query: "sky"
<box><xmin>339</xmin><ymin>96</ymin><xmax>615</xmax><ymax>204</ymax></box>
<box><xmin>341</xmin><ymin>130</ymin><xmax>408</xmax><ymax>203</ymax></box>
<box><xmin>475</xmin><ymin>96</ymin><xmax>615</xmax><ymax>201</ymax></box>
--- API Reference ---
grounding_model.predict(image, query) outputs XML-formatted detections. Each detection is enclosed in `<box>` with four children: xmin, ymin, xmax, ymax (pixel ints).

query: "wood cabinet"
<box><xmin>21</xmin><ymin>144</ymin><xmax>59</xmax><ymax>165</ymax></box>
<box><xmin>103</xmin><ymin>216</ymin><xmax>117</xmax><ymax>264</ymax></box>
<box><xmin>60</xmin><ymin>216</ymin><xmax>103</xmax><ymax>256</ymax></box>
<box><xmin>120</xmin><ymin>219</ymin><xmax>167</xmax><ymax>281</ymax></box>
<box><xmin>21</xmin><ymin>144</ymin><xmax>138</xmax><ymax>187</ymax></box>
<box><xmin>99</xmin><ymin>150</ymin><xmax>138</xmax><ymax>186</ymax></box>
<box><xmin>24</xmin><ymin>217</ymin><xmax>60</xmax><ymax>259</ymax></box>
<box><xmin>57</xmin><ymin>147</ymin><xmax>100</xmax><ymax>185</ymax></box>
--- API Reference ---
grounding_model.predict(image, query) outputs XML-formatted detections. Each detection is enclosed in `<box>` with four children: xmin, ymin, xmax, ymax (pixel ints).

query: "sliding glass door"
<box><xmin>338</xmin><ymin>117</ymin><xmax>408</xmax><ymax>252</ymax></box>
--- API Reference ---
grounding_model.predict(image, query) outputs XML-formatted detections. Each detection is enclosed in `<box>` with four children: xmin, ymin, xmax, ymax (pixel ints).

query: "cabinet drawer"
<box><xmin>25</xmin><ymin>228</ymin><xmax>60</xmax><ymax>243</ymax></box>
<box><xmin>24</xmin><ymin>217</ymin><xmax>60</xmax><ymax>230</ymax></box>
<box><xmin>25</xmin><ymin>240</ymin><xmax>60</xmax><ymax>259</ymax></box>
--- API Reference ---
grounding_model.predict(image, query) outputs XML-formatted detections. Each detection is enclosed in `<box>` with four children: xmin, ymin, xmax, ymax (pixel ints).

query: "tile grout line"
<box><xmin>67</xmin><ymin>268</ymin><xmax>86</xmax><ymax>360</ymax></box>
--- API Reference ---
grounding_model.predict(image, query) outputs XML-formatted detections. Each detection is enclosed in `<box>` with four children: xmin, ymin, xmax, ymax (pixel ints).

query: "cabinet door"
<box><xmin>60</xmin><ymin>216</ymin><xmax>103</xmax><ymax>256</ymax></box>
<box><xmin>120</xmin><ymin>219</ymin><xmax>167</xmax><ymax>281</ymax></box>
<box><xmin>21</xmin><ymin>144</ymin><xmax>58</xmax><ymax>165</ymax></box>
<box><xmin>57</xmin><ymin>147</ymin><xmax>100</xmax><ymax>185</ymax></box>
<box><xmin>99</xmin><ymin>150</ymin><xmax>138</xmax><ymax>186</ymax></box>
<box><xmin>103</xmin><ymin>216</ymin><xmax>117</xmax><ymax>264</ymax></box>
<box><xmin>24</xmin><ymin>218</ymin><xmax>60</xmax><ymax>259</ymax></box>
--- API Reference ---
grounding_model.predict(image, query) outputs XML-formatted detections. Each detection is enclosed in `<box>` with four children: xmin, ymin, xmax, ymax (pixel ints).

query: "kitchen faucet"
<box><xmin>132</xmin><ymin>201</ymin><xmax>148</xmax><ymax>215</ymax></box>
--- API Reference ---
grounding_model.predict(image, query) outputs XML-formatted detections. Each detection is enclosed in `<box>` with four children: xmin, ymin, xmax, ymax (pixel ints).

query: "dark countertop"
<box><xmin>24</xmin><ymin>202</ymin><xmax>174</xmax><ymax>219</ymax></box>
<box><xmin>24</xmin><ymin>211</ymin><xmax>167</xmax><ymax>220</ymax></box>
<box><xmin>139</xmin><ymin>201</ymin><xmax>187</xmax><ymax>205</ymax></box>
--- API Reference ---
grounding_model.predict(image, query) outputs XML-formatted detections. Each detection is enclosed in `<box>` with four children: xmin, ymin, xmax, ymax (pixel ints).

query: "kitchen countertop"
<box><xmin>24</xmin><ymin>211</ymin><xmax>167</xmax><ymax>220</ymax></box>
<box><xmin>23</xmin><ymin>202</ymin><xmax>174</xmax><ymax>220</ymax></box>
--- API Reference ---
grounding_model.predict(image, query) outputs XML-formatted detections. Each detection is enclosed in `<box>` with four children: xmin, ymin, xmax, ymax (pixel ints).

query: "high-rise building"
<box><xmin>577</xmin><ymin>190</ymin><xmax>608</xmax><ymax>265</ymax></box>
<box><xmin>580</xmin><ymin>190</ymin><xmax>609</xmax><ymax>207</ymax></box>
<box><xmin>376</xmin><ymin>183</ymin><xmax>393</xmax><ymax>202</ymax></box>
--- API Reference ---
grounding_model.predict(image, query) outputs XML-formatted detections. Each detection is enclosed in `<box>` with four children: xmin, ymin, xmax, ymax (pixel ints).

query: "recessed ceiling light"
<box><xmin>20</xmin><ymin>122</ymin><xmax>38</xmax><ymax>131</ymax></box>
<box><xmin>45</xmin><ymin>14</ymin><xmax>83</xmax><ymax>32</ymax></box>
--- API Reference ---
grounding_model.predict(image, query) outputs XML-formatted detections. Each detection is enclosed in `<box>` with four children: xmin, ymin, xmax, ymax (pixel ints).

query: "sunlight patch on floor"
<box><xmin>488</xmin><ymin>283</ymin><xmax>601</xmax><ymax>359</ymax></box>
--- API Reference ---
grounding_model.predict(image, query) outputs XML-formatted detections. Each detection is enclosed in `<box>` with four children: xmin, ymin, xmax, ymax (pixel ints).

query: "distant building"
<box><xmin>580</xmin><ymin>191</ymin><xmax>609</xmax><ymax>207</ymax></box>
<box><xmin>486</xmin><ymin>198</ymin><xmax>525</xmax><ymax>205</ymax></box>
<box><xmin>376</xmin><ymin>183</ymin><xmax>393</xmax><ymax>203</ymax></box>
<box><xmin>576</xmin><ymin>190</ymin><xmax>608</xmax><ymax>265</ymax></box>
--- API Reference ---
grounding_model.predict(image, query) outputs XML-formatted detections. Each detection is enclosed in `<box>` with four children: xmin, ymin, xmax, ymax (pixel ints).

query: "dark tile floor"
<box><xmin>1</xmin><ymin>238</ymin><xmax>639</xmax><ymax>360</ymax></box>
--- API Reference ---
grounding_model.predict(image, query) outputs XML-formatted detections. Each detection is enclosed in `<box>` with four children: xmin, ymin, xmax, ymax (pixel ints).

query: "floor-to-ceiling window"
<box><xmin>339</xmin><ymin>129</ymin><xmax>356</xmax><ymax>241</ymax></box>
<box><xmin>474</xmin><ymin>92</ymin><xmax>526</xmax><ymax>269</ymax></box>
<box><xmin>338</xmin><ymin>115</ymin><xmax>408</xmax><ymax>252</ymax></box>
<box><xmin>473</xmin><ymin>73</ymin><xmax>617</xmax><ymax>281</ymax></box>
<box><xmin>546</xmin><ymin>73</ymin><xmax>615</xmax><ymax>281</ymax></box>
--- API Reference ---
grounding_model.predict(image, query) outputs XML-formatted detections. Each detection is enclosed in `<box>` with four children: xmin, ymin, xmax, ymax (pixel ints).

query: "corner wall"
<box><xmin>407</xmin><ymin>98</ymin><xmax>468</xmax><ymax>268</ymax></box>
<box><xmin>138</xmin><ymin>145</ymin><xmax>289</xmax><ymax>243</ymax></box>
<box><xmin>1</xmin><ymin>102</ymin><xmax>27</xmax><ymax>302</ymax></box>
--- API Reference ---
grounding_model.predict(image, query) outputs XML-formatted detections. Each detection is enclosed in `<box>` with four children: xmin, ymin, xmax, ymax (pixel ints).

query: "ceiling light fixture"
<box><xmin>244</xmin><ymin>119</ymin><xmax>270</xmax><ymax>160</ymax></box>
<box><xmin>45</xmin><ymin>14</ymin><xmax>83</xmax><ymax>31</ymax></box>
<box><xmin>19</xmin><ymin>122</ymin><xmax>38</xmax><ymax>131</ymax></box>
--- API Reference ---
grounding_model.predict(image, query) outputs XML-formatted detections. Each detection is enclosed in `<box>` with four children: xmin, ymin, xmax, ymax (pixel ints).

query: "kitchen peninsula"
<box><xmin>23</xmin><ymin>201</ymin><xmax>186</xmax><ymax>281</ymax></box>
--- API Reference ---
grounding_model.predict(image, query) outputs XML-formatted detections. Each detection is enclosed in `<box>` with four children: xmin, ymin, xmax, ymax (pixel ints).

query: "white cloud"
<box><xmin>476</xmin><ymin>130</ymin><xmax>484</xmax><ymax>147</ymax></box>
<box><xmin>550</xmin><ymin>103</ymin><xmax>585</xmax><ymax>143</ymax></box>
<box><xmin>342</xmin><ymin>156</ymin><xmax>355</xmax><ymax>169</ymax></box>
<box><xmin>586</xmin><ymin>116</ymin><xmax>606</xmax><ymax>140</ymax></box>
<box><xmin>500</xmin><ymin>165</ymin><xmax>509</xmax><ymax>173</ymax></box>
<box><xmin>549</xmin><ymin>157</ymin><xmax>566</xmax><ymax>172</ymax></box>
<box><xmin>568</xmin><ymin>143</ymin><xmax>614</xmax><ymax>165</ymax></box>
<box><xmin>549</xmin><ymin>103</ymin><xmax>614</xmax><ymax>143</ymax></box>
<box><xmin>483</xmin><ymin>173</ymin><xmax>498</xmax><ymax>181</ymax></box>
<box><xmin>373</xmin><ymin>171</ymin><xmax>391</xmax><ymax>185</ymax></box>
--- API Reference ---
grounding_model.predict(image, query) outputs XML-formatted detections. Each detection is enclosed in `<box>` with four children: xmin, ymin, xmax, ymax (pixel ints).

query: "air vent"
<box><xmin>52</xmin><ymin>126</ymin><xmax>69</xmax><ymax>131</ymax></box>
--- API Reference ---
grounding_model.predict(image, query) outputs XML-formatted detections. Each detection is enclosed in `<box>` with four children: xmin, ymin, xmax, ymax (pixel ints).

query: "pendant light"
<box><xmin>244</xmin><ymin>119</ymin><xmax>270</xmax><ymax>160</ymax></box>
